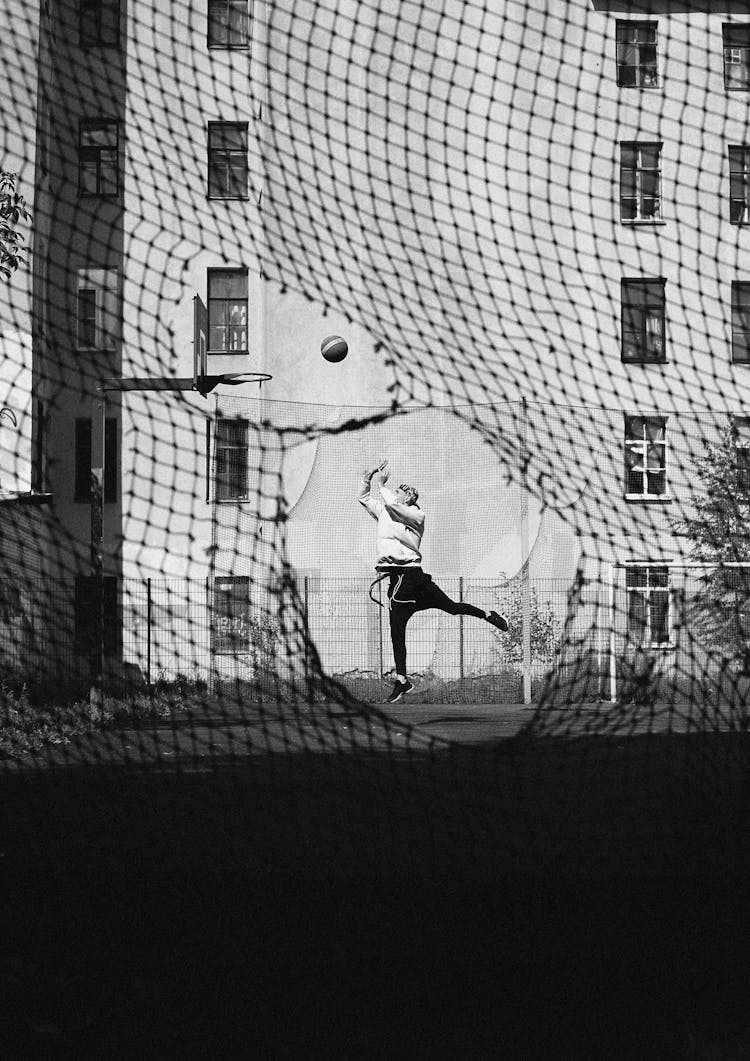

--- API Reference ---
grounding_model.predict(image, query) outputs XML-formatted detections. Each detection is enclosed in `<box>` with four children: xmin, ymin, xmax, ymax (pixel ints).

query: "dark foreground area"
<box><xmin>3</xmin><ymin>731</ymin><xmax>750</xmax><ymax>1059</ymax></box>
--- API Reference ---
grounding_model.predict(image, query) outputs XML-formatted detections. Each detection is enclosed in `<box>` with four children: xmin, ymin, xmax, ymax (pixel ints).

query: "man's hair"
<box><xmin>399</xmin><ymin>483</ymin><xmax>419</xmax><ymax>505</ymax></box>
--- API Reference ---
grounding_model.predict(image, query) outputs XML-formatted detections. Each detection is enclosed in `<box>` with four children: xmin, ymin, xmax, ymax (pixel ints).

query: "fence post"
<box><xmin>459</xmin><ymin>577</ymin><xmax>465</xmax><ymax>681</ymax></box>
<box><xmin>146</xmin><ymin>578</ymin><xmax>152</xmax><ymax>693</ymax></box>
<box><xmin>378</xmin><ymin>577</ymin><xmax>384</xmax><ymax>678</ymax></box>
<box><xmin>303</xmin><ymin>575</ymin><xmax>311</xmax><ymax>700</ymax></box>
<box><xmin>520</xmin><ymin>398</ymin><xmax>532</xmax><ymax>704</ymax></box>
<box><xmin>609</xmin><ymin>563</ymin><xmax>617</xmax><ymax>703</ymax></box>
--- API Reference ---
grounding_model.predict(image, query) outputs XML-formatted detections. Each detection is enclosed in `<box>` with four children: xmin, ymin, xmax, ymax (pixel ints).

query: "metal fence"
<box><xmin>0</xmin><ymin>575</ymin><xmax>596</xmax><ymax>703</ymax></box>
<box><xmin>2</xmin><ymin>571</ymin><xmax>746</xmax><ymax>704</ymax></box>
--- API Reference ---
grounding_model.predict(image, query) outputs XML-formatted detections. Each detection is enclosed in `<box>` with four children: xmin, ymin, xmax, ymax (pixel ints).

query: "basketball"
<box><xmin>321</xmin><ymin>335</ymin><xmax>348</xmax><ymax>363</ymax></box>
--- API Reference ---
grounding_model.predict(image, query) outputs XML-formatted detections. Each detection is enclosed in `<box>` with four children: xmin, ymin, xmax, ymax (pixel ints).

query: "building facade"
<box><xmin>16</xmin><ymin>0</ymin><xmax>750</xmax><ymax>693</ymax></box>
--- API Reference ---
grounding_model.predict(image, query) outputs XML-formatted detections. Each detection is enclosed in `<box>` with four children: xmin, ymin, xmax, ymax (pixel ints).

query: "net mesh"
<box><xmin>3</xmin><ymin>0</ymin><xmax>750</xmax><ymax>1053</ymax></box>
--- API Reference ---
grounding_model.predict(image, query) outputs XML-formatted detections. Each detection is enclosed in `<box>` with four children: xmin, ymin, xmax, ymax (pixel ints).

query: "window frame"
<box><xmin>78</xmin><ymin>119</ymin><xmax>120</xmax><ymax>198</ymax></box>
<box><xmin>214</xmin><ymin>416</ymin><xmax>249</xmax><ymax>502</ymax></box>
<box><xmin>75</xmin><ymin>268</ymin><xmax>120</xmax><ymax>351</ymax></box>
<box><xmin>625</xmin><ymin>563</ymin><xmax>673</xmax><ymax>649</ymax></box>
<box><xmin>208</xmin><ymin>0</ymin><xmax>249</xmax><ymax>49</ymax></box>
<box><xmin>207</xmin><ymin>122</ymin><xmax>249</xmax><ymax>200</ymax></box>
<box><xmin>624</xmin><ymin>414</ymin><xmax>669</xmax><ymax>501</ymax></box>
<box><xmin>207</xmin><ymin>268</ymin><xmax>249</xmax><ymax>354</ymax></box>
<box><xmin>615</xmin><ymin>20</ymin><xmax>659</xmax><ymax>89</ymax></box>
<box><xmin>728</xmin><ymin>146</ymin><xmax>750</xmax><ymax>224</ymax></box>
<box><xmin>621</xmin><ymin>278</ymin><xmax>667</xmax><ymax>364</ymax></box>
<box><xmin>74</xmin><ymin>417</ymin><xmax>118</xmax><ymax>503</ymax></box>
<box><xmin>78</xmin><ymin>0</ymin><xmax>120</xmax><ymax>48</ymax></box>
<box><xmin>731</xmin><ymin>280</ymin><xmax>750</xmax><ymax>364</ymax></box>
<box><xmin>723</xmin><ymin>23</ymin><xmax>750</xmax><ymax>90</ymax></box>
<box><xmin>733</xmin><ymin>415</ymin><xmax>750</xmax><ymax>492</ymax></box>
<box><xmin>212</xmin><ymin>576</ymin><xmax>251</xmax><ymax>653</ymax></box>
<box><xmin>620</xmin><ymin>141</ymin><xmax>663</xmax><ymax>223</ymax></box>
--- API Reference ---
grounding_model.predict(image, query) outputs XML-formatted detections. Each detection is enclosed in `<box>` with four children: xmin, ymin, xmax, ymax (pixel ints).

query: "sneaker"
<box><xmin>486</xmin><ymin>610</ymin><xmax>510</xmax><ymax>632</ymax></box>
<box><xmin>386</xmin><ymin>678</ymin><xmax>414</xmax><ymax>703</ymax></box>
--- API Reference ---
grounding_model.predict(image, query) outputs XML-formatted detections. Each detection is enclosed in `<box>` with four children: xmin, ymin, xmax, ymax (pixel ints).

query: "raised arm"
<box><xmin>357</xmin><ymin>461</ymin><xmax>388</xmax><ymax>520</ymax></box>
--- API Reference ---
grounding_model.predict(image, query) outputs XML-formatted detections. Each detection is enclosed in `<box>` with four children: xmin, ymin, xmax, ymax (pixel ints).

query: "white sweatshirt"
<box><xmin>358</xmin><ymin>478</ymin><xmax>425</xmax><ymax>570</ymax></box>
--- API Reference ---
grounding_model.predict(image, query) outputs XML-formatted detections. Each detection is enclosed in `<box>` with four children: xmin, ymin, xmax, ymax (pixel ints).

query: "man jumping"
<box><xmin>358</xmin><ymin>460</ymin><xmax>509</xmax><ymax>704</ymax></box>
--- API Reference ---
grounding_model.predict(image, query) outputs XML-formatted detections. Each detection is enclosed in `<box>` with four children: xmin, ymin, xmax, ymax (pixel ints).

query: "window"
<box><xmin>734</xmin><ymin>417</ymin><xmax>750</xmax><ymax>491</ymax></box>
<box><xmin>213</xmin><ymin>576</ymin><xmax>250</xmax><ymax>653</ymax></box>
<box><xmin>728</xmin><ymin>147</ymin><xmax>750</xmax><ymax>223</ymax></box>
<box><xmin>723</xmin><ymin>24</ymin><xmax>750</xmax><ymax>89</ymax></box>
<box><xmin>32</xmin><ymin>400</ymin><xmax>47</xmax><ymax>494</ymax></box>
<box><xmin>78</xmin><ymin>121</ymin><xmax>119</xmax><ymax>197</ymax></box>
<box><xmin>621</xmin><ymin>279</ymin><xmax>666</xmax><ymax>363</ymax></box>
<box><xmin>732</xmin><ymin>281</ymin><xmax>750</xmax><ymax>363</ymax></box>
<box><xmin>79</xmin><ymin>0</ymin><xmax>119</xmax><ymax>47</ymax></box>
<box><xmin>208</xmin><ymin>269</ymin><xmax>248</xmax><ymax>353</ymax></box>
<box><xmin>215</xmin><ymin>417</ymin><xmax>248</xmax><ymax>500</ymax></box>
<box><xmin>208</xmin><ymin>0</ymin><xmax>248</xmax><ymax>48</ymax></box>
<box><xmin>76</xmin><ymin>268</ymin><xmax>119</xmax><ymax>349</ymax></box>
<box><xmin>74</xmin><ymin>576</ymin><xmax>119</xmax><ymax>653</ymax></box>
<box><xmin>626</xmin><ymin>565</ymin><xmax>671</xmax><ymax>646</ymax></box>
<box><xmin>208</xmin><ymin>123</ymin><xmax>249</xmax><ymax>198</ymax></box>
<box><xmin>620</xmin><ymin>143</ymin><xmax>662</xmax><ymax>222</ymax></box>
<box><xmin>616</xmin><ymin>21</ymin><xmax>658</xmax><ymax>87</ymax></box>
<box><xmin>624</xmin><ymin>415</ymin><xmax>667</xmax><ymax>499</ymax></box>
<box><xmin>74</xmin><ymin>418</ymin><xmax>117</xmax><ymax>502</ymax></box>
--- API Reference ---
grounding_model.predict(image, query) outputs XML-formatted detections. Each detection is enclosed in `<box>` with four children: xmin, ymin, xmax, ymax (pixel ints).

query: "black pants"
<box><xmin>384</xmin><ymin>568</ymin><xmax>486</xmax><ymax>677</ymax></box>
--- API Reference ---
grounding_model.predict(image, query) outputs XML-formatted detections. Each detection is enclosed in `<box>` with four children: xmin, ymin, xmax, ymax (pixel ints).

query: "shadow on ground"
<box><xmin>2</xmin><ymin>733</ymin><xmax>750</xmax><ymax>1059</ymax></box>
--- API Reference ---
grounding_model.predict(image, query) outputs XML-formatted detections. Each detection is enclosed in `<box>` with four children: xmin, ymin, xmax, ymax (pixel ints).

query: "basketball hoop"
<box><xmin>194</xmin><ymin>372</ymin><xmax>272</xmax><ymax>398</ymax></box>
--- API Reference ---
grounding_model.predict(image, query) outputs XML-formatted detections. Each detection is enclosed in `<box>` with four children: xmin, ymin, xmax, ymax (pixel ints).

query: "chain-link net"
<box><xmin>3</xmin><ymin>1</ymin><xmax>750</xmax><ymax>1055</ymax></box>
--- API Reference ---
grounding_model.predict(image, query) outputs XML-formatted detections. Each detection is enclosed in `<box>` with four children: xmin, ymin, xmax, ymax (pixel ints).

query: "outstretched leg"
<box><xmin>420</xmin><ymin>575</ymin><xmax>510</xmax><ymax>631</ymax></box>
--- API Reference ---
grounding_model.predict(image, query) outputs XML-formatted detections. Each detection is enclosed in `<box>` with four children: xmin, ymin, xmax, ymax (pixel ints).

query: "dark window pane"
<box><xmin>104</xmin><ymin>418</ymin><xmax>117</xmax><ymax>502</ymax></box>
<box><xmin>209</xmin><ymin>0</ymin><xmax>248</xmax><ymax>46</ymax></box>
<box><xmin>74</xmin><ymin>419</ymin><xmax>92</xmax><ymax>501</ymax></box>
<box><xmin>209</xmin><ymin>270</ymin><xmax>247</xmax><ymax>299</ymax></box>
<box><xmin>215</xmin><ymin>419</ymin><xmax>249</xmax><ymax>500</ymax></box>
<box><xmin>227</xmin><ymin>5</ymin><xmax>247</xmax><ymax>44</ymax></box>
<box><xmin>733</xmin><ymin>334</ymin><xmax>750</xmax><ymax>363</ymax></box>
<box><xmin>650</xmin><ymin>567</ymin><xmax>669</xmax><ymax>587</ymax></box>
<box><xmin>646</xmin><ymin>470</ymin><xmax>666</xmax><ymax>495</ymax></box>
<box><xmin>625</xmin><ymin>415</ymin><xmax>644</xmax><ymax>438</ymax></box>
<box><xmin>208</xmin><ymin>160</ymin><xmax>227</xmax><ymax>197</ymax></box>
<box><xmin>644</xmin><ymin>418</ymin><xmax>665</xmax><ymax>442</ymax></box>
<box><xmin>621</xmin><ymin>168</ymin><xmax>637</xmax><ymax>197</ymax></box>
<box><xmin>626</xmin><ymin>567</ymin><xmax>648</xmax><ymax>588</ymax></box>
<box><xmin>227</xmin><ymin>159</ymin><xmax>248</xmax><ymax>196</ymax></box>
<box><xmin>620</xmin><ymin>145</ymin><xmax>637</xmax><ymax>170</ymax></box>
<box><xmin>210</xmin><ymin>125</ymin><xmax>246</xmax><ymax>150</ymax></box>
<box><xmin>724</xmin><ymin>24</ymin><xmax>750</xmax><ymax>47</ymax></box>
<box><xmin>650</xmin><ymin>592</ymin><xmax>669</xmax><ymax>642</ymax></box>
<box><xmin>640</xmin><ymin>46</ymin><xmax>657</xmax><ymax>72</ymax></box>
<box><xmin>617</xmin><ymin>63</ymin><xmax>637</xmax><ymax>87</ymax></box>
<box><xmin>628</xmin><ymin>590</ymin><xmax>647</xmax><ymax>637</ymax></box>
<box><xmin>77</xmin><ymin>288</ymin><xmax>97</xmax><ymax>347</ymax></box>
<box><xmin>640</xmin><ymin>145</ymin><xmax>660</xmax><ymax>169</ymax></box>
<box><xmin>641</xmin><ymin>171</ymin><xmax>659</xmax><ymax>199</ymax></box>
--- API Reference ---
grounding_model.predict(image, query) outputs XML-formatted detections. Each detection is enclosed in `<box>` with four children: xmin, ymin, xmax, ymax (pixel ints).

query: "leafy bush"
<box><xmin>0</xmin><ymin>681</ymin><xmax>184</xmax><ymax>759</ymax></box>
